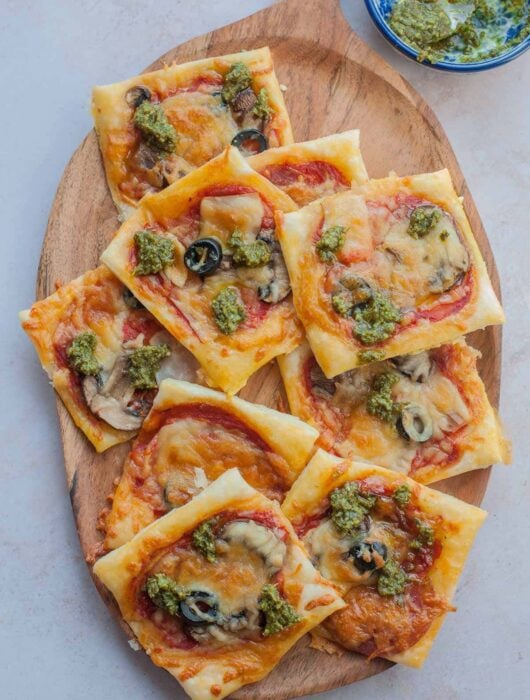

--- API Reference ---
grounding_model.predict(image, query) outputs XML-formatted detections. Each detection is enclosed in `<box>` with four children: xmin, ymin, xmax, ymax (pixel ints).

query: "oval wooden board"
<box><xmin>37</xmin><ymin>0</ymin><xmax>502</xmax><ymax>697</ymax></box>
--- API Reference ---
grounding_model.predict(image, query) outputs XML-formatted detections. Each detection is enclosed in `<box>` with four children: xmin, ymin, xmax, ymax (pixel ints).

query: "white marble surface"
<box><xmin>2</xmin><ymin>1</ymin><xmax>529</xmax><ymax>698</ymax></box>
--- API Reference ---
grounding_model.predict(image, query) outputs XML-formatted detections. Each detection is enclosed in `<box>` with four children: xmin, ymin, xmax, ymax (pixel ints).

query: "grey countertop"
<box><xmin>2</xmin><ymin>1</ymin><xmax>529</xmax><ymax>698</ymax></box>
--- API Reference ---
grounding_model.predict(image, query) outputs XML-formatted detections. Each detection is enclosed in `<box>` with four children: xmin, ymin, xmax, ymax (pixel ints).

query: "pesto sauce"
<box><xmin>358</xmin><ymin>349</ymin><xmax>386</xmax><ymax>365</ymax></box>
<box><xmin>222</xmin><ymin>62</ymin><xmax>252</xmax><ymax>104</ymax></box>
<box><xmin>133</xmin><ymin>101</ymin><xmax>177</xmax><ymax>154</ymax></box>
<box><xmin>352</xmin><ymin>291</ymin><xmax>402</xmax><ymax>346</ymax></box>
<box><xmin>229</xmin><ymin>230</ymin><xmax>271</xmax><ymax>267</ymax></box>
<box><xmin>316</xmin><ymin>225</ymin><xmax>346</xmax><ymax>263</ymax></box>
<box><xmin>67</xmin><ymin>331</ymin><xmax>100</xmax><ymax>376</ymax></box>
<box><xmin>393</xmin><ymin>483</ymin><xmax>412</xmax><ymax>507</ymax></box>
<box><xmin>211</xmin><ymin>287</ymin><xmax>246</xmax><ymax>334</ymax></box>
<box><xmin>258</xmin><ymin>584</ymin><xmax>301</xmax><ymax>636</ymax></box>
<box><xmin>389</xmin><ymin>0</ymin><xmax>530</xmax><ymax>65</ymax></box>
<box><xmin>377</xmin><ymin>558</ymin><xmax>407</xmax><ymax>596</ymax></box>
<box><xmin>330</xmin><ymin>482</ymin><xmax>377</xmax><ymax>535</ymax></box>
<box><xmin>127</xmin><ymin>344</ymin><xmax>170</xmax><ymax>390</ymax></box>
<box><xmin>192</xmin><ymin>518</ymin><xmax>218</xmax><ymax>563</ymax></box>
<box><xmin>410</xmin><ymin>518</ymin><xmax>435</xmax><ymax>549</ymax></box>
<box><xmin>407</xmin><ymin>205</ymin><xmax>442</xmax><ymax>239</ymax></box>
<box><xmin>366</xmin><ymin>372</ymin><xmax>401</xmax><ymax>424</ymax></box>
<box><xmin>133</xmin><ymin>230</ymin><xmax>175</xmax><ymax>276</ymax></box>
<box><xmin>145</xmin><ymin>573</ymin><xmax>189</xmax><ymax>616</ymax></box>
<box><xmin>253</xmin><ymin>88</ymin><xmax>272</xmax><ymax>120</ymax></box>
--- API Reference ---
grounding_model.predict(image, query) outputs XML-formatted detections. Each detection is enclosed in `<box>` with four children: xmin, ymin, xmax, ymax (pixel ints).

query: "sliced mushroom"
<box><xmin>418</xmin><ymin>209</ymin><xmax>470</xmax><ymax>294</ymax></box>
<box><xmin>81</xmin><ymin>354</ymin><xmax>145</xmax><ymax>431</ymax></box>
<box><xmin>257</xmin><ymin>237</ymin><xmax>291</xmax><ymax>304</ymax></box>
<box><xmin>231</xmin><ymin>87</ymin><xmax>257</xmax><ymax>117</ymax></box>
<box><xmin>331</xmin><ymin>371</ymin><xmax>371</xmax><ymax>414</ymax></box>
<box><xmin>391</xmin><ymin>352</ymin><xmax>432</xmax><ymax>383</ymax></box>
<box><xmin>309</xmin><ymin>362</ymin><xmax>336</xmax><ymax>399</ymax></box>
<box><xmin>397</xmin><ymin>404</ymin><xmax>433</xmax><ymax>443</ymax></box>
<box><xmin>125</xmin><ymin>85</ymin><xmax>151</xmax><ymax>108</ymax></box>
<box><xmin>221</xmin><ymin>520</ymin><xmax>286</xmax><ymax>574</ymax></box>
<box><xmin>125</xmin><ymin>142</ymin><xmax>165</xmax><ymax>189</ymax></box>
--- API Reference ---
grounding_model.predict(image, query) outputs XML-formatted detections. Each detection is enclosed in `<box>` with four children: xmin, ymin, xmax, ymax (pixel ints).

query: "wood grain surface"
<box><xmin>36</xmin><ymin>0</ymin><xmax>502</xmax><ymax>697</ymax></box>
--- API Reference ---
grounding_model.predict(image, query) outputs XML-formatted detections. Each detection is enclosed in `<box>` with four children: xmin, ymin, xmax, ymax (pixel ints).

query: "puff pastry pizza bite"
<box><xmin>278</xmin><ymin>170</ymin><xmax>504</xmax><ymax>377</ymax></box>
<box><xmin>19</xmin><ymin>267</ymin><xmax>192</xmax><ymax>452</ymax></box>
<box><xmin>279</xmin><ymin>338</ymin><xmax>510</xmax><ymax>484</ymax></box>
<box><xmin>248</xmin><ymin>130</ymin><xmax>368</xmax><ymax>206</ymax></box>
<box><xmin>101</xmin><ymin>146</ymin><xmax>302</xmax><ymax>395</ymax></box>
<box><xmin>94</xmin><ymin>468</ymin><xmax>344</xmax><ymax>700</ymax></box>
<box><xmin>103</xmin><ymin>379</ymin><xmax>318</xmax><ymax>549</ymax></box>
<box><xmin>282</xmin><ymin>450</ymin><xmax>486</xmax><ymax>667</ymax></box>
<box><xmin>92</xmin><ymin>47</ymin><xmax>293</xmax><ymax>217</ymax></box>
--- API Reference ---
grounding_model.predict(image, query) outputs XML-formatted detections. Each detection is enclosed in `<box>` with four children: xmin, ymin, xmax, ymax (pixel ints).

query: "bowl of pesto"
<box><xmin>364</xmin><ymin>0</ymin><xmax>530</xmax><ymax>71</ymax></box>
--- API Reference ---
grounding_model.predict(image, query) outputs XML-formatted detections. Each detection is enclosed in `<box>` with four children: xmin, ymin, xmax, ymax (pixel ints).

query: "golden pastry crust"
<box><xmin>19</xmin><ymin>266</ymin><xmax>188</xmax><ymax>452</ymax></box>
<box><xmin>277</xmin><ymin>170</ymin><xmax>504</xmax><ymax>377</ymax></box>
<box><xmin>248</xmin><ymin>130</ymin><xmax>368</xmax><ymax>206</ymax></box>
<box><xmin>92</xmin><ymin>47</ymin><xmax>293</xmax><ymax>217</ymax></box>
<box><xmin>94</xmin><ymin>469</ymin><xmax>344</xmax><ymax>700</ymax></box>
<box><xmin>278</xmin><ymin>338</ymin><xmax>510</xmax><ymax>484</ymax></box>
<box><xmin>101</xmin><ymin>146</ymin><xmax>302</xmax><ymax>395</ymax></box>
<box><xmin>104</xmin><ymin>379</ymin><xmax>319</xmax><ymax>549</ymax></box>
<box><xmin>282</xmin><ymin>450</ymin><xmax>487</xmax><ymax>667</ymax></box>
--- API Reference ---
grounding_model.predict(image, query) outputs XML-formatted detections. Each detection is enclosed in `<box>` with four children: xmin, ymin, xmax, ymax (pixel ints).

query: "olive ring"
<box><xmin>231</xmin><ymin>129</ymin><xmax>269</xmax><ymax>155</ymax></box>
<box><xmin>184</xmin><ymin>238</ymin><xmax>223</xmax><ymax>275</ymax></box>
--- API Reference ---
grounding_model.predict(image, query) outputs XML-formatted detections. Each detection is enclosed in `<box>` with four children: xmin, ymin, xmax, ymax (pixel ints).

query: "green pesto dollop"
<box><xmin>407</xmin><ymin>205</ymin><xmax>442</xmax><ymax>239</ymax></box>
<box><xmin>316</xmin><ymin>225</ymin><xmax>346</xmax><ymax>263</ymax></box>
<box><xmin>253</xmin><ymin>88</ymin><xmax>272</xmax><ymax>120</ymax></box>
<box><xmin>332</xmin><ymin>276</ymin><xmax>373</xmax><ymax>318</ymax></box>
<box><xmin>353</xmin><ymin>291</ymin><xmax>402</xmax><ymax>346</ymax></box>
<box><xmin>222</xmin><ymin>62</ymin><xmax>252</xmax><ymax>104</ymax></box>
<box><xmin>411</xmin><ymin>518</ymin><xmax>435</xmax><ymax>549</ymax></box>
<box><xmin>258</xmin><ymin>584</ymin><xmax>301</xmax><ymax>636</ymax></box>
<box><xmin>366</xmin><ymin>372</ymin><xmax>401</xmax><ymax>424</ymax></box>
<box><xmin>389</xmin><ymin>0</ymin><xmax>453</xmax><ymax>48</ymax></box>
<box><xmin>145</xmin><ymin>573</ymin><xmax>189</xmax><ymax>616</ymax></box>
<box><xmin>389</xmin><ymin>0</ymin><xmax>530</xmax><ymax>65</ymax></box>
<box><xmin>211</xmin><ymin>287</ymin><xmax>246</xmax><ymax>334</ymax></box>
<box><xmin>377</xmin><ymin>558</ymin><xmax>407</xmax><ymax>597</ymax></box>
<box><xmin>357</xmin><ymin>349</ymin><xmax>385</xmax><ymax>365</ymax></box>
<box><xmin>127</xmin><ymin>344</ymin><xmax>170</xmax><ymax>390</ymax></box>
<box><xmin>393</xmin><ymin>483</ymin><xmax>412</xmax><ymax>507</ymax></box>
<box><xmin>330</xmin><ymin>482</ymin><xmax>377</xmax><ymax>535</ymax></box>
<box><xmin>133</xmin><ymin>101</ymin><xmax>177</xmax><ymax>154</ymax></box>
<box><xmin>192</xmin><ymin>518</ymin><xmax>218</xmax><ymax>563</ymax></box>
<box><xmin>229</xmin><ymin>230</ymin><xmax>271</xmax><ymax>267</ymax></box>
<box><xmin>67</xmin><ymin>331</ymin><xmax>100</xmax><ymax>376</ymax></box>
<box><xmin>134</xmin><ymin>230</ymin><xmax>175</xmax><ymax>276</ymax></box>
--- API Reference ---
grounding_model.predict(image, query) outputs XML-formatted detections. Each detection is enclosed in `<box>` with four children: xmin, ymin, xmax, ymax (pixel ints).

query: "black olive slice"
<box><xmin>184</xmin><ymin>238</ymin><xmax>223</xmax><ymax>275</ymax></box>
<box><xmin>349</xmin><ymin>541</ymin><xmax>388</xmax><ymax>572</ymax></box>
<box><xmin>125</xmin><ymin>85</ymin><xmax>152</xmax><ymax>108</ymax></box>
<box><xmin>396</xmin><ymin>404</ymin><xmax>433</xmax><ymax>443</ymax></box>
<box><xmin>179</xmin><ymin>591</ymin><xmax>219</xmax><ymax>624</ymax></box>
<box><xmin>231</xmin><ymin>129</ymin><xmax>268</xmax><ymax>156</ymax></box>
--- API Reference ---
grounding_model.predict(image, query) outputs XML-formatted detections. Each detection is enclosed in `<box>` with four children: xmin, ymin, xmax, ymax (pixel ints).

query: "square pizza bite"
<box><xmin>19</xmin><ymin>267</ymin><xmax>192</xmax><ymax>452</ymax></box>
<box><xmin>278</xmin><ymin>338</ymin><xmax>510</xmax><ymax>484</ymax></box>
<box><xmin>282</xmin><ymin>449</ymin><xmax>487</xmax><ymax>667</ymax></box>
<box><xmin>277</xmin><ymin>169</ymin><xmax>505</xmax><ymax>377</ymax></box>
<box><xmin>101</xmin><ymin>146</ymin><xmax>302</xmax><ymax>395</ymax></box>
<box><xmin>94</xmin><ymin>468</ymin><xmax>344</xmax><ymax>700</ymax></box>
<box><xmin>92</xmin><ymin>47</ymin><xmax>293</xmax><ymax>217</ymax></box>
<box><xmin>248</xmin><ymin>130</ymin><xmax>368</xmax><ymax>206</ymax></box>
<box><xmin>103</xmin><ymin>379</ymin><xmax>319</xmax><ymax>550</ymax></box>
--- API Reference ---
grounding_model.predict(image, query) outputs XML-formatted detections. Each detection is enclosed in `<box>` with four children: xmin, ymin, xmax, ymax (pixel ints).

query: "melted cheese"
<box><xmin>163</xmin><ymin>92</ymin><xmax>238</xmax><ymax>170</ymax></box>
<box><xmin>200</xmin><ymin>193</ymin><xmax>265</xmax><ymax>242</ymax></box>
<box><xmin>151</xmin><ymin>418</ymin><xmax>289</xmax><ymax>507</ymax></box>
<box><xmin>322</xmin><ymin>194</ymin><xmax>372</xmax><ymax>263</ymax></box>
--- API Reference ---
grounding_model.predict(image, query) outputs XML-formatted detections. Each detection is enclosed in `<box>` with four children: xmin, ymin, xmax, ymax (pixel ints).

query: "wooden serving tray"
<box><xmin>37</xmin><ymin>0</ymin><xmax>502</xmax><ymax>697</ymax></box>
